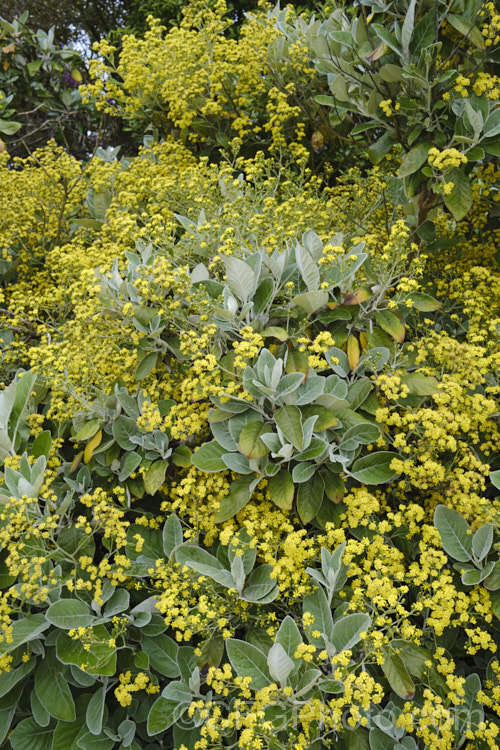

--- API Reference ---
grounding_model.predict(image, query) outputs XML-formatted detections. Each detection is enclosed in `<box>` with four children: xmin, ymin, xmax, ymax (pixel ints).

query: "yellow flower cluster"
<box><xmin>428</xmin><ymin>147</ymin><xmax>468</xmax><ymax>171</ymax></box>
<box><xmin>114</xmin><ymin>671</ymin><xmax>159</xmax><ymax>707</ymax></box>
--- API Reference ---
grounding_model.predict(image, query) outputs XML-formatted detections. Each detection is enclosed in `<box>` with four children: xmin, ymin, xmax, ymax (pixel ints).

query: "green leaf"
<box><xmin>269</xmin><ymin>469</ymin><xmax>294</xmax><ymax>510</ymax></box>
<box><xmin>491</xmin><ymin>590</ymin><xmax>500</xmax><ymax>620</ymax></box>
<box><xmin>191</xmin><ymin>440</ymin><xmax>227</xmax><ymax>472</ymax></box>
<box><xmin>447</xmin><ymin>13</ymin><xmax>486</xmax><ymax>50</ymax></box>
<box><xmin>77</xmin><ymin>731</ymin><xmax>115</xmax><ymax>749</ymax></box>
<box><xmin>31</xmin><ymin>690</ymin><xmax>50</xmax><ymax>727</ymax></box>
<box><xmin>398</xmin><ymin>142</ymin><xmax>430</xmax><ymax>178</ymax></box>
<box><xmin>211</xmin><ymin>419</ymin><xmax>238</xmax><ymax>451</ymax></box>
<box><xmin>118</xmin><ymin>450</ymin><xmax>142</xmax><ymax>481</ymax></box>
<box><xmin>112</xmin><ymin>416</ymin><xmax>138</xmax><ymax>451</ymax></box>
<box><xmin>105</xmin><ymin>588</ymin><xmax>130</xmax><ymax>617</ymax></box>
<box><xmin>434</xmin><ymin>504</ymin><xmax>472</xmax><ymax>562</ymax></box>
<box><xmin>143</xmin><ymin>459</ymin><xmax>169</xmax><ymax>494</ymax></box>
<box><xmin>226</xmin><ymin>639</ymin><xmax>271</xmax><ymax>689</ymax></box>
<box><xmin>176</xmin><ymin>546</ymin><xmax>235</xmax><ymax>588</ymax></box>
<box><xmin>378</xmin><ymin>64</ymin><xmax>405</xmax><ymax>82</ymax></box>
<box><xmin>0</xmin><ymin>705</ymin><xmax>15</xmax><ymax>745</ymax></box>
<box><xmin>369</xmin><ymin>728</ymin><xmax>394</xmax><ymax>750</ymax></box>
<box><xmin>267</xmin><ymin>642</ymin><xmax>295</xmax><ymax>685</ymax></box>
<box><xmin>46</xmin><ymin>599</ymin><xmax>94</xmax><ymax>630</ymax></box>
<box><xmin>371</xmin><ymin>24</ymin><xmax>401</xmax><ymax>54</ymax></box>
<box><xmin>86</xmin><ymin>686</ymin><xmax>106</xmax><ymax>735</ymax></box>
<box><xmin>286</xmin><ymin>348</ymin><xmax>309</xmax><ymax>376</ymax></box>
<box><xmin>147</xmin><ymin>697</ymin><xmax>186</xmax><ymax>735</ymax></box>
<box><xmin>484</xmin><ymin>561</ymin><xmax>500</xmax><ymax>591</ymax></box>
<box><xmin>381</xmin><ymin>647</ymin><xmax>415</xmax><ymax>699</ymax></box>
<box><xmin>391</xmin><ymin>639</ymin><xmax>433</xmax><ymax>679</ymax></box>
<box><xmin>483</xmin><ymin>109</ymin><xmax>500</xmax><ymax>139</ymax></box>
<box><xmin>330</xmin><ymin>613</ymin><xmax>371</xmax><ymax>653</ymax></box>
<box><xmin>163</xmin><ymin>514</ymin><xmax>183</xmax><ymax>558</ymax></box>
<box><xmin>222</xmin><ymin>452</ymin><xmax>252</xmax><ymax>474</ymax></box>
<box><xmin>134</xmin><ymin>351</ymin><xmax>158</xmax><ymax>380</ymax></box>
<box><xmin>461</xmin><ymin>568</ymin><xmax>482</xmax><ymax>585</ymax></box>
<box><xmin>491</xmin><ymin>470</ymin><xmax>500</xmax><ymax>491</ymax></box>
<box><xmin>10</xmin><ymin>370</ymin><xmax>37</xmax><ymax>441</ymax></box>
<box><xmin>400</xmin><ymin>372</ymin><xmax>439</xmax><ymax>396</ymax></box>
<box><xmin>171</xmin><ymin>445</ymin><xmax>192</xmax><ymax>467</ymax></box>
<box><xmin>0</xmin><ymin>614</ymin><xmax>50</xmax><ymax>656</ymax></box>
<box><xmin>351</xmin><ymin>452</ymin><xmax>399</xmax><ymax>485</ymax></box>
<box><xmin>375</xmin><ymin>310</ymin><xmax>405</xmax><ymax>343</ymax></box>
<box><xmin>215</xmin><ymin>475</ymin><xmax>259</xmax><ymax>523</ymax></box>
<box><xmin>35</xmin><ymin>666</ymin><xmax>76</xmax><ymax>722</ymax></box>
<box><xmin>27</xmin><ymin>59</ymin><xmax>43</xmax><ymax>76</ymax></box>
<box><xmin>118</xmin><ymin>719</ymin><xmax>135</xmax><ymax>746</ymax></box>
<box><xmin>401</xmin><ymin>0</ymin><xmax>416</xmax><ymax>60</ymax></box>
<box><xmin>405</xmin><ymin>292</ymin><xmax>441</xmax><ymax>311</ymax></box>
<box><xmin>296</xmin><ymin>245</ymin><xmax>320</xmax><ymax>291</ymax></box>
<box><xmin>292</xmin><ymin>290</ymin><xmax>329</xmax><ymax>314</ymax></box>
<box><xmin>75</xmin><ymin>419</ymin><xmax>101</xmax><ymax>442</ymax></box>
<box><xmin>443</xmin><ymin>168</ymin><xmax>473</xmax><ymax>221</ymax></box>
<box><xmin>56</xmin><ymin>625</ymin><xmax>116</xmax><ymax>676</ymax></box>
<box><xmin>9</xmin><ymin>718</ymin><xmax>54</xmax><ymax>750</ymax></box>
<box><xmin>276</xmin><ymin>372</ymin><xmax>305</xmax><ymax>399</ymax></box>
<box><xmin>342</xmin><ymin>423</ymin><xmax>381</xmax><ymax>448</ymax></box>
<box><xmin>325</xmin><ymin>347</ymin><xmax>350</xmax><ymax>378</ymax></box>
<box><xmin>472</xmin><ymin>524</ymin><xmax>494</xmax><ymax>562</ymax></box>
<box><xmin>0</xmin><ymin>660</ymin><xmax>34</xmax><ymax>699</ymax></box>
<box><xmin>239</xmin><ymin>421</ymin><xmax>270</xmax><ymax>459</ymax></box>
<box><xmin>53</xmin><ymin>695</ymin><xmax>88</xmax><ymax>750</ymax></box>
<box><xmin>225</xmin><ymin>257</ymin><xmax>255</xmax><ymax>303</ymax></box>
<box><xmin>261</xmin><ymin>326</ymin><xmax>289</xmax><ymax>341</ymax></box>
<box><xmin>242</xmin><ymin>564</ymin><xmax>278</xmax><ymax>602</ymax></box>
<box><xmin>0</xmin><ymin>119</ymin><xmax>22</xmax><ymax>135</ymax></box>
<box><xmin>253</xmin><ymin>278</ymin><xmax>274</xmax><ymax>314</ymax></box>
<box><xmin>275</xmin><ymin>405</ymin><xmax>303</xmax><ymax>450</ymax></box>
<box><xmin>302</xmin><ymin>229</ymin><xmax>323</xmax><ymax>261</ymax></box>
<box><xmin>303</xmin><ymin>587</ymin><xmax>334</xmax><ymax>645</ymax></box>
<box><xmin>300</xmin><ymin>405</ymin><xmax>338</xmax><ymax>431</ymax></box>
<box><xmin>297</xmin><ymin>473</ymin><xmax>324</xmax><ymax>524</ymax></box>
<box><xmin>126</xmin><ymin>525</ymin><xmax>163</xmax><ymax>561</ymax></box>
<box><xmin>367</xmin><ymin>131</ymin><xmax>396</xmax><ymax>165</ymax></box>
<box><xmin>141</xmin><ymin>634</ymin><xmax>180</xmax><ymax>678</ymax></box>
<box><xmin>292</xmin><ymin>462</ymin><xmax>316</xmax><ymax>484</ymax></box>
<box><xmin>275</xmin><ymin>616</ymin><xmax>302</xmax><ymax>668</ymax></box>
<box><xmin>31</xmin><ymin>430</ymin><xmax>52</xmax><ymax>460</ymax></box>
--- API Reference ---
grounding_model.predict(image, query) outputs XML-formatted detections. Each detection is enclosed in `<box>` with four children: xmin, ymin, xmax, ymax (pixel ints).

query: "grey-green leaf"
<box><xmin>225</xmin><ymin>257</ymin><xmax>255</xmax><ymax>303</ymax></box>
<box><xmin>176</xmin><ymin>546</ymin><xmax>235</xmax><ymax>588</ymax></box>
<box><xmin>35</xmin><ymin>667</ymin><xmax>76</xmax><ymax>722</ymax></box>
<box><xmin>163</xmin><ymin>514</ymin><xmax>183</xmax><ymax>558</ymax></box>
<box><xmin>226</xmin><ymin>639</ymin><xmax>271</xmax><ymax>689</ymax></box>
<box><xmin>296</xmin><ymin>245</ymin><xmax>320</xmax><ymax>291</ymax></box>
<box><xmin>275</xmin><ymin>616</ymin><xmax>302</xmax><ymax>667</ymax></box>
<box><xmin>191</xmin><ymin>440</ymin><xmax>227</xmax><ymax>472</ymax></box>
<box><xmin>275</xmin><ymin>405</ymin><xmax>303</xmax><ymax>450</ymax></box>
<box><xmin>350</xmin><ymin>451</ymin><xmax>398</xmax><ymax>485</ymax></box>
<box><xmin>330</xmin><ymin>613</ymin><xmax>371</xmax><ymax>654</ymax></box>
<box><xmin>86</xmin><ymin>686</ymin><xmax>106</xmax><ymax>735</ymax></box>
<box><xmin>434</xmin><ymin>504</ymin><xmax>472</xmax><ymax>562</ymax></box>
<box><xmin>443</xmin><ymin>168</ymin><xmax>472</xmax><ymax>221</ymax></box>
<box><xmin>267</xmin><ymin>642</ymin><xmax>295</xmax><ymax>685</ymax></box>
<box><xmin>147</xmin><ymin>697</ymin><xmax>185</xmax><ymax>735</ymax></box>
<box><xmin>472</xmin><ymin>524</ymin><xmax>494</xmax><ymax>562</ymax></box>
<box><xmin>46</xmin><ymin>599</ymin><xmax>94</xmax><ymax>630</ymax></box>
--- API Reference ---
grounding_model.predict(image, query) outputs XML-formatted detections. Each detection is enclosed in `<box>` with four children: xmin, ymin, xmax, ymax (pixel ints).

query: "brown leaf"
<box><xmin>365</xmin><ymin>41</ymin><xmax>388</xmax><ymax>62</ymax></box>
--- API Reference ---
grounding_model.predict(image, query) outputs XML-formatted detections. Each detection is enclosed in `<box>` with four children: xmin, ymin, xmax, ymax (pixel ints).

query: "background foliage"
<box><xmin>0</xmin><ymin>1</ymin><xmax>499</xmax><ymax>749</ymax></box>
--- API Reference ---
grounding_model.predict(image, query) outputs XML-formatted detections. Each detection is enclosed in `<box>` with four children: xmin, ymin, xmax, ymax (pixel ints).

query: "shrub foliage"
<box><xmin>0</xmin><ymin>2</ymin><xmax>500</xmax><ymax>749</ymax></box>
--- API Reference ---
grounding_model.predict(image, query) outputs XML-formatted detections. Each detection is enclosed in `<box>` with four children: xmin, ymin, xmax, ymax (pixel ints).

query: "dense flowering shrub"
<box><xmin>0</xmin><ymin>2</ymin><xmax>499</xmax><ymax>750</ymax></box>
